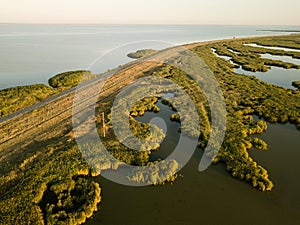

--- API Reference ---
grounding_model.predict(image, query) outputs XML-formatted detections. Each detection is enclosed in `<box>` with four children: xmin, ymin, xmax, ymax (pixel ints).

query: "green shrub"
<box><xmin>0</xmin><ymin>84</ymin><xmax>59</xmax><ymax>119</ymax></box>
<box><xmin>127</xmin><ymin>49</ymin><xmax>157</xmax><ymax>59</ymax></box>
<box><xmin>48</xmin><ymin>70</ymin><xmax>97</xmax><ymax>89</ymax></box>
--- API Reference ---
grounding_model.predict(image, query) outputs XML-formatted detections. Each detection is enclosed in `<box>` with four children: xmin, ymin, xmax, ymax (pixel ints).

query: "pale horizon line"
<box><xmin>1</xmin><ymin>22</ymin><xmax>300</xmax><ymax>27</ymax></box>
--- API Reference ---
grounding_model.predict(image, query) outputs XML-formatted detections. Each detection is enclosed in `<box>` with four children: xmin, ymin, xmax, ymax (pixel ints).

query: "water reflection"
<box><xmin>244</xmin><ymin>43</ymin><xmax>300</xmax><ymax>53</ymax></box>
<box><xmin>135</xmin><ymin>100</ymin><xmax>180</xmax><ymax>161</ymax></box>
<box><xmin>212</xmin><ymin>48</ymin><xmax>300</xmax><ymax>89</ymax></box>
<box><xmin>260</xmin><ymin>53</ymin><xmax>300</xmax><ymax>66</ymax></box>
<box><xmin>227</xmin><ymin>48</ymin><xmax>240</xmax><ymax>54</ymax></box>
<box><xmin>234</xmin><ymin>66</ymin><xmax>300</xmax><ymax>89</ymax></box>
<box><xmin>211</xmin><ymin>48</ymin><xmax>239</xmax><ymax>67</ymax></box>
<box><xmin>250</xmin><ymin>121</ymin><xmax>300</xmax><ymax>223</ymax></box>
<box><xmin>211</xmin><ymin>48</ymin><xmax>232</xmax><ymax>61</ymax></box>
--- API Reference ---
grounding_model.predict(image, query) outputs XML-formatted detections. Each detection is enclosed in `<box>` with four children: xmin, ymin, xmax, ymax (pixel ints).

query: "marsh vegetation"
<box><xmin>0</xmin><ymin>34</ymin><xmax>300</xmax><ymax>224</ymax></box>
<box><xmin>0</xmin><ymin>138</ymin><xmax>101</xmax><ymax>225</ymax></box>
<box><xmin>190</xmin><ymin>35</ymin><xmax>300</xmax><ymax>190</ymax></box>
<box><xmin>0</xmin><ymin>84</ymin><xmax>59</xmax><ymax>119</ymax></box>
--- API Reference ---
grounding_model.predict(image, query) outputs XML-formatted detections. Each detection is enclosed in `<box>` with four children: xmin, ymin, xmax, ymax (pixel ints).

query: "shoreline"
<box><xmin>1</xmin><ymin>33</ymin><xmax>300</xmax><ymax>124</ymax></box>
<box><xmin>257</xmin><ymin>29</ymin><xmax>300</xmax><ymax>33</ymax></box>
<box><xmin>1</xmin><ymin>31</ymin><xmax>297</xmax><ymax>91</ymax></box>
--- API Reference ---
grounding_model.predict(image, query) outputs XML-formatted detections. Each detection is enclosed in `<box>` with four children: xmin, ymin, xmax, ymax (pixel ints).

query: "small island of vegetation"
<box><xmin>127</xmin><ymin>49</ymin><xmax>158</xmax><ymax>59</ymax></box>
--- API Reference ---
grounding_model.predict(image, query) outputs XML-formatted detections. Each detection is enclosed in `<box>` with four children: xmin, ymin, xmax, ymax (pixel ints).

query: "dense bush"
<box><xmin>292</xmin><ymin>80</ymin><xmax>300</xmax><ymax>89</ymax></box>
<box><xmin>0</xmin><ymin>140</ymin><xmax>101</xmax><ymax>225</ymax></box>
<box><xmin>48</xmin><ymin>70</ymin><xmax>97</xmax><ymax>89</ymax></box>
<box><xmin>0</xmin><ymin>84</ymin><xmax>59</xmax><ymax>119</ymax></box>
<box><xmin>42</xmin><ymin>177</ymin><xmax>101</xmax><ymax>225</ymax></box>
<box><xmin>127</xmin><ymin>160</ymin><xmax>179</xmax><ymax>185</ymax></box>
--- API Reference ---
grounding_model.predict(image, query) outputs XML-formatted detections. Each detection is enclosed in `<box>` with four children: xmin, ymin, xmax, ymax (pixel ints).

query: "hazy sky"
<box><xmin>0</xmin><ymin>0</ymin><xmax>299</xmax><ymax>25</ymax></box>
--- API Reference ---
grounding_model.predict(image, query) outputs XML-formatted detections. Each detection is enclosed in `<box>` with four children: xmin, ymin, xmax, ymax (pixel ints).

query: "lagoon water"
<box><xmin>212</xmin><ymin>47</ymin><xmax>300</xmax><ymax>89</ymax></box>
<box><xmin>87</xmin><ymin>102</ymin><xmax>300</xmax><ymax>225</ymax></box>
<box><xmin>1</xmin><ymin>24</ymin><xmax>299</xmax><ymax>89</ymax></box>
<box><xmin>245</xmin><ymin>43</ymin><xmax>300</xmax><ymax>53</ymax></box>
<box><xmin>235</xmin><ymin>65</ymin><xmax>300</xmax><ymax>89</ymax></box>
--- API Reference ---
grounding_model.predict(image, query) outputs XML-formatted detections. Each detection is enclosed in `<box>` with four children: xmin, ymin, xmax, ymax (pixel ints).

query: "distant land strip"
<box><xmin>257</xmin><ymin>29</ymin><xmax>300</xmax><ymax>33</ymax></box>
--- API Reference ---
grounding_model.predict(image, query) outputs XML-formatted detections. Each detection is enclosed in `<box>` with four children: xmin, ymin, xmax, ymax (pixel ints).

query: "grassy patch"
<box><xmin>0</xmin><ymin>70</ymin><xmax>98</xmax><ymax>119</ymax></box>
<box><xmin>48</xmin><ymin>70</ymin><xmax>97</xmax><ymax>89</ymax></box>
<box><xmin>0</xmin><ymin>84</ymin><xmax>59</xmax><ymax>119</ymax></box>
<box><xmin>0</xmin><ymin>138</ymin><xmax>101</xmax><ymax>225</ymax></box>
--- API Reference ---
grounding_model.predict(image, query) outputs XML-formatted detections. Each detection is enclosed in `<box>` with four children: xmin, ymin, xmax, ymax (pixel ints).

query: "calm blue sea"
<box><xmin>0</xmin><ymin>24</ymin><xmax>299</xmax><ymax>89</ymax></box>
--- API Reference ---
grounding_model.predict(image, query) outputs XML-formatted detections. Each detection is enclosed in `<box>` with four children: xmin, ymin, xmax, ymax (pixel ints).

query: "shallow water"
<box><xmin>86</xmin><ymin>101</ymin><xmax>300</xmax><ymax>225</ymax></box>
<box><xmin>212</xmin><ymin>48</ymin><xmax>300</xmax><ymax>89</ymax></box>
<box><xmin>227</xmin><ymin>48</ymin><xmax>240</xmax><ymax>54</ymax></box>
<box><xmin>244</xmin><ymin>43</ymin><xmax>300</xmax><ymax>53</ymax></box>
<box><xmin>211</xmin><ymin>48</ymin><xmax>232</xmax><ymax>61</ymax></box>
<box><xmin>135</xmin><ymin>100</ymin><xmax>180</xmax><ymax>161</ymax></box>
<box><xmin>234</xmin><ymin>66</ymin><xmax>300</xmax><ymax>89</ymax></box>
<box><xmin>211</xmin><ymin>48</ymin><xmax>240</xmax><ymax>68</ymax></box>
<box><xmin>260</xmin><ymin>53</ymin><xmax>300</xmax><ymax>66</ymax></box>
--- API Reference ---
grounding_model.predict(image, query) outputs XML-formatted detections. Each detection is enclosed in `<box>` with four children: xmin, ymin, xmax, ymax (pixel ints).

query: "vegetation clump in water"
<box><xmin>127</xmin><ymin>49</ymin><xmax>158</xmax><ymax>59</ymax></box>
<box><xmin>292</xmin><ymin>80</ymin><xmax>300</xmax><ymax>89</ymax></box>
<box><xmin>40</xmin><ymin>176</ymin><xmax>101</xmax><ymax>225</ymax></box>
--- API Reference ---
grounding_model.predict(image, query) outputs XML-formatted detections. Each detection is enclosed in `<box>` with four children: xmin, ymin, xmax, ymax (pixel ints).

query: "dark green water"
<box><xmin>86</xmin><ymin>101</ymin><xmax>300</xmax><ymax>225</ymax></box>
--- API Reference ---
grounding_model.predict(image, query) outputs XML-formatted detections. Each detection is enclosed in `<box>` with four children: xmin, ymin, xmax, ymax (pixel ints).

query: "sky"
<box><xmin>0</xmin><ymin>0</ymin><xmax>299</xmax><ymax>25</ymax></box>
